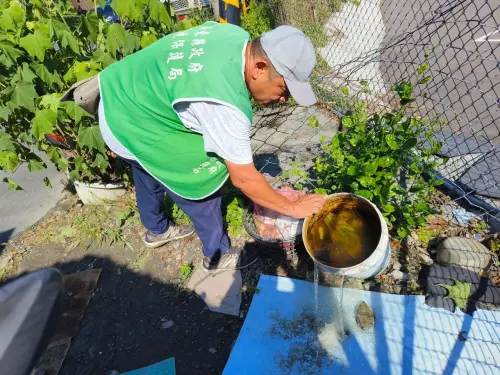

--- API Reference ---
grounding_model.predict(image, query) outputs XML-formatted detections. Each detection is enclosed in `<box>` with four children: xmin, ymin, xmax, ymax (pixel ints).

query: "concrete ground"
<box><xmin>0</xmin><ymin>157</ymin><xmax>66</xmax><ymax>245</ymax></box>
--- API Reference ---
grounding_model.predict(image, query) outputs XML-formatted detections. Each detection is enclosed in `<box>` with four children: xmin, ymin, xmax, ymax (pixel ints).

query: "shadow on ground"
<box><xmin>4</xmin><ymin>239</ymin><xmax>309</xmax><ymax>375</ymax></box>
<box><xmin>23</xmin><ymin>254</ymin><xmax>242</xmax><ymax>375</ymax></box>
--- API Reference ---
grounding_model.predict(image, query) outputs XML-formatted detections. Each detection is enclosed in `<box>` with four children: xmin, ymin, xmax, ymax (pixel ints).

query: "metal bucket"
<box><xmin>302</xmin><ymin>193</ymin><xmax>391</xmax><ymax>279</ymax></box>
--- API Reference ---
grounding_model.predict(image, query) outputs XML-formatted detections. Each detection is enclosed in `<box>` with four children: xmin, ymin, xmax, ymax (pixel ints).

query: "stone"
<box><xmin>183</xmin><ymin>248</ymin><xmax>196</xmax><ymax>263</ymax></box>
<box><xmin>390</xmin><ymin>270</ymin><xmax>409</xmax><ymax>281</ymax></box>
<box><xmin>437</xmin><ymin>237</ymin><xmax>491</xmax><ymax>271</ymax></box>
<box><xmin>393</xmin><ymin>261</ymin><xmax>402</xmax><ymax>271</ymax></box>
<box><xmin>419</xmin><ymin>253</ymin><xmax>434</xmax><ymax>265</ymax></box>
<box><xmin>363</xmin><ymin>280</ymin><xmax>376</xmax><ymax>291</ymax></box>
<box><xmin>208</xmin><ymin>347</ymin><xmax>217</xmax><ymax>354</ymax></box>
<box><xmin>344</xmin><ymin>277</ymin><xmax>364</xmax><ymax>290</ymax></box>
<box><xmin>356</xmin><ymin>301</ymin><xmax>375</xmax><ymax>329</ymax></box>
<box><xmin>393</xmin><ymin>285</ymin><xmax>403</xmax><ymax>294</ymax></box>
<box><xmin>161</xmin><ymin>320</ymin><xmax>174</xmax><ymax>329</ymax></box>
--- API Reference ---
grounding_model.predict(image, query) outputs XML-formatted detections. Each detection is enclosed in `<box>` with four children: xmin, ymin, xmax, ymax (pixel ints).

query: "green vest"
<box><xmin>99</xmin><ymin>22</ymin><xmax>252</xmax><ymax>199</ymax></box>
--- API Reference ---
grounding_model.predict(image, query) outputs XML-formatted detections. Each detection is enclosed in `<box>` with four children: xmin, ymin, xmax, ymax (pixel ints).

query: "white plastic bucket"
<box><xmin>73</xmin><ymin>180</ymin><xmax>127</xmax><ymax>205</ymax></box>
<box><xmin>302</xmin><ymin>193</ymin><xmax>391</xmax><ymax>279</ymax></box>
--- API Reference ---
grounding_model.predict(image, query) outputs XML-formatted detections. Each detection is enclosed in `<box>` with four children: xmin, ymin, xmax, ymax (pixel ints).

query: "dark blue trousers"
<box><xmin>127</xmin><ymin>159</ymin><xmax>230</xmax><ymax>259</ymax></box>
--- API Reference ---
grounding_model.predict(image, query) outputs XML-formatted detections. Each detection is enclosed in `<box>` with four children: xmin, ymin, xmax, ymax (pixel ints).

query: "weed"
<box><xmin>221</xmin><ymin>182</ymin><xmax>247</xmax><ymax>238</ymax></box>
<box><xmin>180</xmin><ymin>263</ymin><xmax>193</xmax><ymax>279</ymax></box>
<box><xmin>164</xmin><ymin>196</ymin><xmax>192</xmax><ymax>225</ymax></box>
<box><xmin>245</xmin><ymin>283</ymin><xmax>260</xmax><ymax>295</ymax></box>
<box><xmin>470</xmin><ymin>219</ymin><xmax>489</xmax><ymax>234</ymax></box>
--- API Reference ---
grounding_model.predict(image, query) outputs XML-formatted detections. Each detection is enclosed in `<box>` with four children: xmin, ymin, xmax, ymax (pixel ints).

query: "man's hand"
<box><xmin>225</xmin><ymin>160</ymin><xmax>326</xmax><ymax>219</ymax></box>
<box><xmin>289</xmin><ymin>194</ymin><xmax>326</xmax><ymax>218</ymax></box>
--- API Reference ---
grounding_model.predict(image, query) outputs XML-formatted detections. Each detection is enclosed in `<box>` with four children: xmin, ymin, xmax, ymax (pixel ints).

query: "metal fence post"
<box><xmin>218</xmin><ymin>0</ymin><xmax>241</xmax><ymax>25</ymax></box>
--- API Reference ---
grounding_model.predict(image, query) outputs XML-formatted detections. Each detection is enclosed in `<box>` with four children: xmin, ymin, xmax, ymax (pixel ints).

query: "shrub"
<box><xmin>310</xmin><ymin>77</ymin><xmax>446</xmax><ymax>238</ymax></box>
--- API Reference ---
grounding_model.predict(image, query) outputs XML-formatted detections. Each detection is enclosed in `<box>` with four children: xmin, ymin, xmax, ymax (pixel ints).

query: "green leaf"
<box><xmin>359</xmin><ymin>80</ymin><xmax>368</xmax><ymax>86</ymax></box>
<box><xmin>49</xmin><ymin>20</ymin><xmax>80</xmax><ymax>54</ymax></box>
<box><xmin>436</xmin><ymin>280</ymin><xmax>471</xmax><ymax>310</ymax></box>
<box><xmin>140</xmin><ymin>33</ymin><xmax>157</xmax><ymax>48</ymax></box>
<box><xmin>93</xmin><ymin>50</ymin><xmax>116</xmax><ymax>68</ymax></box>
<box><xmin>417</xmin><ymin>62</ymin><xmax>429</xmax><ymax>75</ymax></box>
<box><xmin>0</xmin><ymin>106</ymin><xmax>8</xmax><ymax>122</ymax></box>
<box><xmin>359</xmin><ymin>176</ymin><xmax>376</xmax><ymax>187</ymax></box>
<box><xmin>12</xmin><ymin>63</ymin><xmax>37</xmax><ymax>85</ymax></box>
<box><xmin>149</xmin><ymin>0</ymin><xmax>173</xmax><ymax>26</ymax></box>
<box><xmin>78</xmin><ymin>125</ymin><xmax>106</xmax><ymax>153</ymax></box>
<box><xmin>60</xmin><ymin>101</ymin><xmax>94</xmax><ymax>122</ymax></box>
<box><xmin>382</xmin><ymin>203</ymin><xmax>395</xmax><ymax>214</ymax></box>
<box><xmin>8</xmin><ymin>82</ymin><xmax>38</xmax><ymax>111</ymax></box>
<box><xmin>377</xmin><ymin>156</ymin><xmax>393</xmax><ymax>168</ymax></box>
<box><xmin>2</xmin><ymin>177</ymin><xmax>22</xmax><ymax>190</ymax></box>
<box><xmin>417</xmin><ymin>75</ymin><xmax>432</xmax><ymax>85</ymax></box>
<box><xmin>410</xmin><ymin>163</ymin><xmax>420</xmax><ymax>174</ymax></box>
<box><xmin>111</xmin><ymin>0</ymin><xmax>143</xmax><ymax>21</ymax></box>
<box><xmin>31</xmin><ymin>109</ymin><xmax>56</xmax><ymax>140</ymax></box>
<box><xmin>414</xmin><ymin>202</ymin><xmax>429</xmax><ymax>212</ymax></box>
<box><xmin>357</xmin><ymin>190</ymin><xmax>373</xmax><ymax>200</ymax></box>
<box><xmin>386</xmin><ymin>134</ymin><xmax>398</xmax><ymax>150</ymax></box>
<box><xmin>409</xmin><ymin>183</ymin><xmax>425</xmax><ymax>193</ymax></box>
<box><xmin>31</xmin><ymin>62</ymin><xmax>63</xmax><ymax>88</ymax></box>
<box><xmin>393</xmin><ymin>81</ymin><xmax>413</xmax><ymax>100</ymax></box>
<box><xmin>106</xmin><ymin>23</ymin><xmax>128</xmax><ymax>58</ymax></box>
<box><xmin>401</xmin><ymin>137</ymin><xmax>418</xmax><ymax>150</ymax></box>
<box><xmin>397</xmin><ymin>226</ymin><xmax>409</xmax><ymax>239</ymax></box>
<box><xmin>0</xmin><ymin>40</ymin><xmax>23</xmax><ymax>67</ymax></box>
<box><xmin>340</xmin><ymin>87</ymin><xmax>349</xmax><ymax>96</ymax></box>
<box><xmin>92</xmin><ymin>153</ymin><xmax>109</xmax><ymax>170</ymax></box>
<box><xmin>64</xmin><ymin>61</ymin><xmax>100</xmax><ymax>82</ymax></box>
<box><xmin>0</xmin><ymin>151</ymin><xmax>19</xmax><ymax>172</ymax></box>
<box><xmin>19</xmin><ymin>29</ymin><xmax>53</xmax><ymax>61</ymax></box>
<box><xmin>0</xmin><ymin>133</ymin><xmax>15</xmax><ymax>152</ymax></box>
<box><xmin>0</xmin><ymin>2</ymin><xmax>25</xmax><ymax>32</ymax></box>
<box><xmin>341</xmin><ymin>116</ymin><xmax>353</xmax><ymax>128</ymax></box>
<box><xmin>83</xmin><ymin>12</ymin><xmax>100</xmax><ymax>43</ymax></box>
<box><xmin>433</xmin><ymin>179</ymin><xmax>445</xmax><ymax>187</ymax></box>
<box><xmin>38</xmin><ymin>93</ymin><xmax>62</xmax><ymax>112</ymax></box>
<box><xmin>44</xmin><ymin>176</ymin><xmax>52</xmax><ymax>187</ymax></box>
<box><xmin>347</xmin><ymin>165</ymin><xmax>357</xmax><ymax>176</ymax></box>
<box><xmin>364</xmin><ymin>162</ymin><xmax>378</xmax><ymax>175</ymax></box>
<box><xmin>28</xmin><ymin>159</ymin><xmax>46</xmax><ymax>172</ymax></box>
<box><xmin>123</xmin><ymin>33</ymin><xmax>141</xmax><ymax>56</ymax></box>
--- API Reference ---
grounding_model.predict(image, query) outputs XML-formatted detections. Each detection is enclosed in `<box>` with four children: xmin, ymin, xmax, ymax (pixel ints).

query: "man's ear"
<box><xmin>252</xmin><ymin>59</ymin><xmax>270</xmax><ymax>80</ymax></box>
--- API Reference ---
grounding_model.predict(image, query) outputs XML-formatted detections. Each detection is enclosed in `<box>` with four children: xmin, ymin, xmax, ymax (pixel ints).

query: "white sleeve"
<box><xmin>176</xmin><ymin>101</ymin><xmax>254</xmax><ymax>165</ymax></box>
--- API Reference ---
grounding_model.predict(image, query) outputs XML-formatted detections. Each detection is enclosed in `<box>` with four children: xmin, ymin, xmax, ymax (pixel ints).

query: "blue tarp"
<box><xmin>224</xmin><ymin>275</ymin><xmax>500</xmax><ymax>374</ymax></box>
<box><xmin>122</xmin><ymin>357</ymin><xmax>175</xmax><ymax>375</ymax></box>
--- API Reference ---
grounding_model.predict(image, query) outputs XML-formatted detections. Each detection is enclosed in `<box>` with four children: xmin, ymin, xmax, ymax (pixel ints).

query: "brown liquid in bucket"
<box><xmin>305</xmin><ymin>195</ymin><xmax>382</xmax><ymax>268</ymax></box>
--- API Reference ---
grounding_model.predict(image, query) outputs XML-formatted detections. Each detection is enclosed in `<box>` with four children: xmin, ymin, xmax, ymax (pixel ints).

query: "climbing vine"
<box><xmin>0</xmin><ymin>0</ymin><xmax>177</xmax><ymax>188</ymax></box>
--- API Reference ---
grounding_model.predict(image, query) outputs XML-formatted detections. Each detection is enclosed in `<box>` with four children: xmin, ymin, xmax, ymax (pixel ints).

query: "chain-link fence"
<box><xmin>251</xmin><ymin>0</ymin><xmax>500</xmax><ymax>230</ymax></box>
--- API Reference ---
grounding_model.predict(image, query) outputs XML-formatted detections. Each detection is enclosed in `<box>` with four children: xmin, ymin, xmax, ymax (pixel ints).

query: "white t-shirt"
<box><xmin>98</xmin><ymin>93</ymin><xmax>253</xmax><ymax>165</ymax></box>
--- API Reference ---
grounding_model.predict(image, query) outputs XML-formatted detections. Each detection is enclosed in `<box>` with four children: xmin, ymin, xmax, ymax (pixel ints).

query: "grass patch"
<box><xmin>179</xmin><ymin>263</ymin><xmax>193</xmax><ymax>279</ymax></box>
